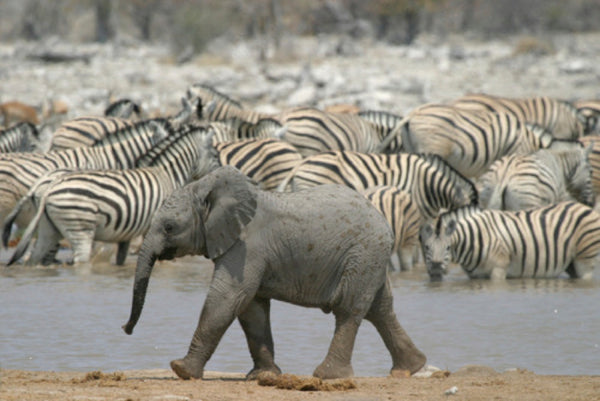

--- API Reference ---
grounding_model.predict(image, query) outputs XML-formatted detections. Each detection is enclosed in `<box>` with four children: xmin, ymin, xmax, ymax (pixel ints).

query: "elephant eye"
<box><xmin>164</xmin><ymin>221</ymin><xmax>174</xmax><ymax>234</ymax></box>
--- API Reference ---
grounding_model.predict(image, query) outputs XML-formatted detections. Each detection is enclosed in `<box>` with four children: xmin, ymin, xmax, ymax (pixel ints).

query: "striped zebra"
<box><xmin>48</xmin><ymin>97</ymin><xmax>193</xmax><ymax>151</ymax></box>
<box><xmin>213</xmin><ymin>137</ymin><xmax>302</xmax><ymax>191</ymax></box>
<box><xmin>360</xmin><ymin>186</ymin><xmax>421</xmax><ymax>271</ymax></box>
<box><xmin>357</xmin><ymin>110</ymin><xmax>404</xmax><ymax>152</ymax></box>
<box><xmin>49</xmin><ymin>116</ymin><xmax>134</xmax><ymax>151</ymax></box>
<box><xmin>209</xmin><ymin>117</ymin><xmax>286</xmax><ymax>143</ymax></box>
<box><xmin>387</xmin><ymin>103</ymin><xmax>555</xmax><ymax>178</ymax></box>
<box><xmin>278</xmin><ymin>151</ymin><xmax>477</xmax><ymax>219</ymax></box>
<box><xmin>574</xmin><ymin>99</ymin><xmax>600</xmax><ymax>135</ymax></box>
<box><xmin>419</xmin><ymin>201</ymin><xmax>600</xmax><ymax>280</ymax></box>
<box><xmin>186</xmin><ymin>83</ymin><xmax>271</xmax><ymax>123</ymax></box>
<box><xmin>104</xmin><ymin>98</ymin><xmax>142</xmax><ymax>119</ymax></box>
<box><xmin>3</xmin><ymin>125</ymin><xmax>215</xmax><ymax>266</ymax></box>
<box><xmin>578</xmin><ymin>135</ymin><xmax>600</xmax><ymax>202</ymax></box>
<box><xmin>0</xmin><ymin>122</ymin><xmax>39</xmax><ymax>153</ymax></box>
<box><xmin>276</xmin><ymin>107</ymin><xmax>394</xmax><ymax>157</ymax></box>
<box><xmin>477</xmin><ymin>143</ymin><xmax>594</xmax><ymax>211</ymax></box>
<box><xmin>451</xmin><ymin>93</ymin><xmax>584</xmax><ymax>140</ymax></box>
<box><xmin>140</xmin><ymin>127</ymin><xmax>301</xmax><ymax>191</ymax></box>
<box><xmin>0</xmin><ymin>120</ymin><xmax>169</xmax><ymax>231</ymax></box>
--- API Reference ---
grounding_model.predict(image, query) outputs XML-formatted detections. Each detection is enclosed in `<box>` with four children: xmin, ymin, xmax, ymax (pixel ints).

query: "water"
<box><xmin>1</xmin><ymin>253</ymin><xmax>599</xmax><ymax>376</ymax></box>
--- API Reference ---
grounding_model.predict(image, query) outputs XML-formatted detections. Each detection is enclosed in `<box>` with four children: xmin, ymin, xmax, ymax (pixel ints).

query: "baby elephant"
<box><xmin>123</xmin><ymin>166</ymin><xmax>426</xmax><ymax>380</ymax></box>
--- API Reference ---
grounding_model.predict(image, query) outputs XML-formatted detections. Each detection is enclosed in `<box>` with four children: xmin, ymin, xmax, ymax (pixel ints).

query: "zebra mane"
<box><xmin>135</xmin><ymin>124</ymin><xmax>210</xmax><ymax>167</ymax></box>
<box><xmin>11</xmin><ymin>122</ymin><xmax>39</xmax><ymax>138</ymax></box>
<box><xmin>104</xmin><ymin>98</ymin><xmax>141</xmax><ymax>117</ymax></box>
<box><xmin>419</xmin><ymin>153</ymin><xmax>479</xmax><ymax>205</ymax></box>
<box><xmin>435</xmin><ymin>204</ymin><xmax>483</xmax><ymax>234</ymax></box>
<box><xmin>187</xmin><ymin>83</ymin><xmax>243</xmax><ymax>109</ymax></box>
<box><xmin>91</xmin><ymin>118</ymin><xmax>172</xmax><ymax>148</ymax></box>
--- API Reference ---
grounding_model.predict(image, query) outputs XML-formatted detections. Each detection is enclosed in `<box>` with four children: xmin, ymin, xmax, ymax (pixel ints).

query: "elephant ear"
<box><xmin>201</xmin><ymin>167</ymin><xmax>258</xmax><ymax>259</ymax></box>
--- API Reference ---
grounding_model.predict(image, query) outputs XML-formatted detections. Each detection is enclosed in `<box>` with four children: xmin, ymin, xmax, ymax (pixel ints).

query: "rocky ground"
<box><xmin>1</xmin><ymin>32</ymin><xmax>599</xmax><ymax>129</ymax></box>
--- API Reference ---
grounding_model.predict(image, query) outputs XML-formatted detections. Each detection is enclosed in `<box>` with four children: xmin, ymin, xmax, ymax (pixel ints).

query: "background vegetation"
<box><xmin>1</xmin><ymin>0</ymin><xmax>599</xmax><ymax>56</ymax></box>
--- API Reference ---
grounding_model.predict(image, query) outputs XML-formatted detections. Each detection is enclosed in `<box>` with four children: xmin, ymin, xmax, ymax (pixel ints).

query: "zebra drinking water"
<box><xmin>420</xmin><ymin>201</ymin><xmax>600</xmax><ymax>280</ymax></box>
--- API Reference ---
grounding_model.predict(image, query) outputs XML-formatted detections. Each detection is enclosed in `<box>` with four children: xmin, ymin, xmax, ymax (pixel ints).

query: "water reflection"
<box><xmin>1</xmin><ymin>255</ymin><xmax>599</xmax><ymax>376</ymax></box>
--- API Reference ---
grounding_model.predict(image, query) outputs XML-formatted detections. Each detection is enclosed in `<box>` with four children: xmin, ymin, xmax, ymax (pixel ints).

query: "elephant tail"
<box><xmin>6</xmin><ymin>191</ymin><xmax>48</xmax><ymax>265</ymax></box>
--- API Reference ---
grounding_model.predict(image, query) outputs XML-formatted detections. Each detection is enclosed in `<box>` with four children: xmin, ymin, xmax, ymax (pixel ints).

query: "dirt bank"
<box><xmin>1</xmin><ymin>368</ymin><xmax>599</xmax><ymax>401</ymax></box>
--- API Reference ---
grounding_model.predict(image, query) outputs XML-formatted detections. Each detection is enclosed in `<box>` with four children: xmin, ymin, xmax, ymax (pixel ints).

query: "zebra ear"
<box><xmin>200</xmin><ymin>167</ymin><xmax>258</xmax><ymax>259</ymax></box>
<box><xmin>445</xmin><ymin>220</ymin><xmax>457</xmax><ymax>236</ymax></box>
<box><xmin>204</xmin><ymin>100</ymin><xmax>217</xmax><ymax>117</ymax></box>
<box><xmin>420</xmin><ymin>223</ymin><xmax>434</xmax><ymax>241</ymax></box>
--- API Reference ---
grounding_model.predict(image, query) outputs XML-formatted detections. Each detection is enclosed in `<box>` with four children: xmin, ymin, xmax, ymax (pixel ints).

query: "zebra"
<box><xmin>48</xmin><ymin>97</ymin><xmax>193</xmax><ymax>151</ymax></box>
<box><xmin>578</xmin><ymin>135</ymin><xmax>600</xmax><ymax>203</ymax></box>
<box><xmin>186</xmin><ymin>83</ymin><xmax>271</xmax><ymax>123</ymax></box>
<box><xmin>383</xmin><ymin>103</ymin><xmax>556</xmax><ymax>178</ymax></box>
<box><xmin>275</xmin><ymin>107</ymin><xmax>395</xmax><ymax>157</ymax></box>
<box><xmin>419</xmin><ymin>201</ymin><xmax>600</xmax><ymax>280</ymax></box>
<box><xmin>213</xmin><ymin>137</ymin><xmax>303</xmax><ymax>191</ymax></box>
<box><xmin>574</xmin><ymin>99</ymin><xmax>600</xmax><ymax>135</ymax></box>
<box><xmin>138</xmin><ymin>124</ymin><xmax>301</xmax><ymax>191</ymax></box>
<box><xmin>451</xmin><ymin>93</ymin><xmax>584</xmax><ymax>140</ymax></box>
<box><xmin>104</xmin><ymin>98</ymin><xmax>142</xmax><ymax>119</ymax></box>
<box><xmin>477</xmin><ymin>142</ymin><xmax>595</xmax><ymax>211</ymax></box>
<box><xmin>208</xmin><ymin>117</ymin><xmax>286</xmax><ymax>143</ymax></box>
<box><xmin>360</xmin><ymin>186</ymin><xmax>422</xmax><ymax>271</ymax></box>
<box><xmin>278</xmin><ymin>151</ymin><xmax>477</xmax><ymax>219</ymax></box>
<box><xmin>0</xmin><ymin>119</ymin><xmax>169</xmax><ymax>232</ymax></box>
<box><xmin>0</xmin><ymin>122</ymin><xmax>39</xmax><ymax>153</ymax></box>
<box><xmin>3</xmin><ymin>125</ymin><xmax>215</xmax><ymax>266</ymax></box>
<box><xmin>357</xmin><ymin>110</ymin><xmax>404</xmax><ymax>152</ymax></box>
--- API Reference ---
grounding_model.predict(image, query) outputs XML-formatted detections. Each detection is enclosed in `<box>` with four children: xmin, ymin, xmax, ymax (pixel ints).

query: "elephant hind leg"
<box><xmin>238</xmin><ymin>297</ymin><xmax>281</xmax><ymax>380</ymax></box>
<box><xmin>365</xmin><ymin>281</ymin><xmax>426</xmax><ymax>375</ymax></box>
<box><xmin>313</xmin><ymin>311</ymin><xmax>359</xmax><ymax>379</ymax></box>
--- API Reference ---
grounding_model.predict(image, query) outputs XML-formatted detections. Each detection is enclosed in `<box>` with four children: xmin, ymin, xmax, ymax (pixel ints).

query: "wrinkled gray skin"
<box><xmin>123</xmin><ymin>166</ymin><xmax>426</xmax><ymax>380</ymax></box>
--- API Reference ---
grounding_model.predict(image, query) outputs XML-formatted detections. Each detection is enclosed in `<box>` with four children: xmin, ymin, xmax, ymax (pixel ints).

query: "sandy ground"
<box><xmin>1</xmin><ymin>367</ymin><xmax>599</xmax><ymax>401</ymax></box>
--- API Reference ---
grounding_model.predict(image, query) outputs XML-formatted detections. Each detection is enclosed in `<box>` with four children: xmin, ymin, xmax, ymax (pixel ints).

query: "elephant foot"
<box><xmin>170</xmin><ymin>358</ymin><xmax>203</xmax><ymax>380</ymax></box>
<box><xmin>392</xmin><ymin>350</ymin><xmax>427</xmax><ymax>375</ymax></box>
<box><xmin>313</xmin><ymin>361</ymin><xmax>354</xmax><ymax>380</ymax></box>
<box><xmin>246</xmin><ymin>365</ymin><xmax>282</xmax><ymax>381</ymax></box>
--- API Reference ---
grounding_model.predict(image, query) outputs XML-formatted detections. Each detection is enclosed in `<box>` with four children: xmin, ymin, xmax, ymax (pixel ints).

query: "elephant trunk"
<box><xmin>123</xmin><ymin>243</ymin><xmax>158</xmax><ymax>335</ymax></box>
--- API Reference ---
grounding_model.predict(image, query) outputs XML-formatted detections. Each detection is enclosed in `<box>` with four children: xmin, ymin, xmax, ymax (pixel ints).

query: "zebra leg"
<box><xmin>398</xmin><ymin>245</ymin><xmax>416</xmax><ymax>271</ymax></box>
<box><xmin>115</xmin><ymin>241</ymin><xmax>130</xmax><ymax>265</ymax></box>
<box><xmin>389</xmin><ymin>252</ymin><xmax>402</xmax><ymax>272</ymax></box>
<box><xmin>570</xmin><ymin>257</ymin><xmax>597</xmax><ymax>280</ymax></box>
<box><xmin>237</xmin><ymin>297</ymin><xmax>281</xmax><ymax>380</ymax></box>
<box><xmin>65</xmin><ymin>229</ymin><xmax>95</xmax><ymax>264</ymax></box>
<box><xmin>26</xmin><ymin>217</ymin><xmax>62</xmax><ymax>266</ymax></box>
<box><xmin>364</xmin><ymin>279</ymin><xmax>426</xmax><ymax>375</ymax></box>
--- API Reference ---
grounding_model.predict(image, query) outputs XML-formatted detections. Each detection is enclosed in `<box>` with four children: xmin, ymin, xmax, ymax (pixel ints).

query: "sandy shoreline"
<box><xmin>2</xmin><ymin>367</ymin><xmax>599</xmax><ymax>401</ymax></box>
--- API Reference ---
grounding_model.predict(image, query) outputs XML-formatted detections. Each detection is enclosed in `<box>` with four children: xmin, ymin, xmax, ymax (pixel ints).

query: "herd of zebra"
<box><xmin>1</xmin><ymin>83</ymin><xmax>600</xmax><ymax>281</ymax></box>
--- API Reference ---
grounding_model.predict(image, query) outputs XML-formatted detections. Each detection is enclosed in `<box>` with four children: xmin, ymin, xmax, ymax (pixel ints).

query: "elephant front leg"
<box><xmin>313</xmin><ymin>312</ymin><xmax>359</xmax><ymax>379</ymax></box>
<box><xmin>171</xmin><ymin>260</ymin><xmax>261</xmax><ymax>380</ymax></box>
<box><xmin>238</xmin><ymin>297</ymin><xmax>281</xmax><ymax>380</ymax></box>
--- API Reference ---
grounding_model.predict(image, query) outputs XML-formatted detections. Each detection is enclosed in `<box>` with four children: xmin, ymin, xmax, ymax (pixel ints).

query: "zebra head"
<box><xmin>419</xmin><ymin>218</ymin><xmax>457</xmax><ymax>280</ymax></box>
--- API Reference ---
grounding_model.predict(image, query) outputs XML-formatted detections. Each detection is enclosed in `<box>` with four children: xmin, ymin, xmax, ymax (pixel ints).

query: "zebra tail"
<box><xmin>6</xmin><ymin>194</ymin><xmax>47</xmax><ymax>266</ymax></box>
<box><xmin>376</xmin><ymin>115</ymin><xmax>409</xmax><ymax>152</ymax></box>
<box><xmin>276</xmin><ymin>169</ymin><xmax>295</xmax><ymax>192</ymax></box>
<box><xmin>2</xmin><ymin>194</ymin><xmax>32</xmax><ymax>248</ymax></box>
